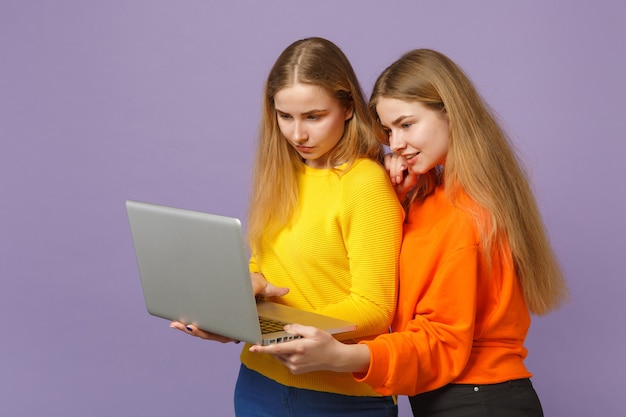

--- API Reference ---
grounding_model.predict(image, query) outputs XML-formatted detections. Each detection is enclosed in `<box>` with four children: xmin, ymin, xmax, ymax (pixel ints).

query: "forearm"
<box><xmin>249</xmin><ymin>324</ymin><xmax>373</xmax><ymax>375</ymax></box>
<box><xmin>334</xmin><ymin>342</ymin><xmax>372</xmax><ymax>373</ymax></box>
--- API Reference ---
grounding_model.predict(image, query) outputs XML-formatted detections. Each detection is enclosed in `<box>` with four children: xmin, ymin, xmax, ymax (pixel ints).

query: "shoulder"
<box><xmin>341</xmin><ymin>158</ymin><xmax>390</xmax><ymax>186</ymax></box>
<box><xmin>346</xmin><ymin>158</ymin><xmax>385</xmax><ymax>173</ymax></box>
<box><xmin>340</xmin><ymin>159</ymin><xmax>396</xmax><ymax>198</ymax></box>
<box><xmin>409</xmin><ymin>186</ymin><xmax>479</xmax><ymax>242</ymax></box>
<box><xmin>338</xmin><ymin>159</ymin><xmax>402</xmax><ymax>215</ymax></box>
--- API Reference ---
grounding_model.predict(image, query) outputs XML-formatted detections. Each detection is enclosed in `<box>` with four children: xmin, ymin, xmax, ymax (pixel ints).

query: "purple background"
<box><xmin>2</xmin><ymin>1</ymin><xmax>624</xmax><ymax>416</ymax></box>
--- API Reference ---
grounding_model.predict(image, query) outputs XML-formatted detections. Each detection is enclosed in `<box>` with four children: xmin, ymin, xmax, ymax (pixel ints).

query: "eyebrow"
<box><xmin>381</xmin><ymin>115</ymin><xmax>412</xmax><ymax>128</ymax></box>
<box><xmin>391</xmin><ymin>115</ymin><xmax>412</xmax><ymax>125</ymax></box>
<box><xmin>275</xmin><ymin>108</ymin><xmax>328</xmax><ymax>116</ymax></box>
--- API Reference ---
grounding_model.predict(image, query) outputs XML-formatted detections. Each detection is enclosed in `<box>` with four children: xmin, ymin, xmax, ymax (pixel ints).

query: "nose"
<box><xmin>388</xmin><ymin>131</ymin><xmax>405</xmax><ymax>153</ymax></box>
<box><xmin>293</xmin><ymin>121</ymin><xmax>308</xmax><ymax>143</ymax></box>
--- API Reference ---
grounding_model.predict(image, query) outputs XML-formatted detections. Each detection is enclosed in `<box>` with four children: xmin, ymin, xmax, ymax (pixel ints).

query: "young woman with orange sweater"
<box><xmin>251</xmin><ymin>49</ymin><xmax>568</xmax><ymax>416</ymax></box>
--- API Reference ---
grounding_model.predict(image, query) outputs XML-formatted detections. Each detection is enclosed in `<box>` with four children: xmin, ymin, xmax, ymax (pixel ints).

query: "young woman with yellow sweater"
<box><xmin>251</xmin><ymin>49</ymin><xmax>568</xmax><ymax>417</ymax></box>
<box><xmin>171</xmin><ymin>37</ymin><xmax>404</xmax><ymax>416</ymax></box>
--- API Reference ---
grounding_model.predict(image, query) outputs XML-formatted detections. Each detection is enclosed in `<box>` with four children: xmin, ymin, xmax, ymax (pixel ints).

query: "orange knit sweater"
<box><xmin>357</xmin><ymin>185</ymin><xmax>532</xmax><ymax>396</ymax></box>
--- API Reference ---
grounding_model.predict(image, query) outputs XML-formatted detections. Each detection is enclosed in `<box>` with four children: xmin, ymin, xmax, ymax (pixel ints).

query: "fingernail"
<box><xmin>185</xmin><ymin>326</ymin><xmax>193</xmax><ymax>332</ymax></box>
<box><xmin>234</xmin><ymin>340</ymin><xmax>241</xmax><ymax>344</ymax></box>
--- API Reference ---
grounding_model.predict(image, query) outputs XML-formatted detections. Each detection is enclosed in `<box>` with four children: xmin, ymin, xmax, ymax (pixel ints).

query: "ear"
<box><xmin>344</xmin><ymin>102</ymin><xmax>354</xmax><ymax>121</ymax></box>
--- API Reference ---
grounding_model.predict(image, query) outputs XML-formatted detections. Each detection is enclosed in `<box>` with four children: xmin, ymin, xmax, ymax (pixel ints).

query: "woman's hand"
<box><xmin>169</xmin><ymin>273</ymin><xmax>289</xmax><ymax>342</ymax></box>
<box><xmin>249</xmin><ymin>324</ymin><xmax>371</xmax><ymax>374</ymax></box>
<box><xmin>169</xmin><ymin>321</ymin><xmax>239</xmax><ymax>343</ymax></box>
<box><xmin>384</xmin><ymin>153</ymin><xmax>418</xmax><ymax>201</ymax></box>
<box><xmin>251</xmin><ymin>272</ymin><xmax>290</xmax><ymax>299</ymax></box>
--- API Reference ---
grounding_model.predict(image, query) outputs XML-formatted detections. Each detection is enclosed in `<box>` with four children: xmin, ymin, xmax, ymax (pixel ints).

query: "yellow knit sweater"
<box><xmin>240</xmin><ymin>158</ymin><xmax>404</xmax><ymax>396</ymax></box>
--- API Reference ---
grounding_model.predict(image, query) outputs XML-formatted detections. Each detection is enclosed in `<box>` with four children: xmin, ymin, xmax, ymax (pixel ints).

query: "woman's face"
<box><xmin>376</xmin><ymin>97</ymin><xmax>449</xmax><ymax>175</ymax></box>
<box><xmin>274</xmin><ymin>83</ymin><xmax>353</xmax><ymax>169</ymax></box>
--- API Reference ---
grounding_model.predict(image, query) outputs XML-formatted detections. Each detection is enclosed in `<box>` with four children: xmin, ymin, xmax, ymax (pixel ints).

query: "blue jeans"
<box><xmin>408</xmin><ymin>378</ymin><xmax>544</xmax><ymax>417</ymax></box>
<box><xmin>234</xmin><ymin>364</ymin><xmax>398</xmax><ymax>417</ymax></box>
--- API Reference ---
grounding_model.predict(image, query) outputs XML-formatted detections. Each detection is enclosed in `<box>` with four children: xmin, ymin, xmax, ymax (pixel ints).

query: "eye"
<box><xmin>401</xmin><ymin>122</ymin><xmax>412</xmax><ymax>129</ymax></box>
<box><xmin>277</xmin><ymin>112</ymin><xmax>292</xmax><ymax>120</ymax></box>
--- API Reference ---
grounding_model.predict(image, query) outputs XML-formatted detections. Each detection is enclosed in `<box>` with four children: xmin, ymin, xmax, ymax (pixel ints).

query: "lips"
<box><xmin>403</xmin><ymin>152</ymin><xmax>419</xmax><ymax>162</ymax></box>
<box><xmin>296</xmin><ymin>145</ymin><xmax>314</xmax><ymax>153</ymax></box>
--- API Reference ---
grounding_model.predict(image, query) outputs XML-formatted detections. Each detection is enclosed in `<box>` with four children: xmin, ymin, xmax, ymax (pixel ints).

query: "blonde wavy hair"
<box><xmin>248</xmin><ymin>37</ymin><xmax>382</xmax><ymax>252</ymax></box>
<box><xmin>369</xmin><ymin>49</ymin><xmax>568</xmax><ymax>315</ymax></box>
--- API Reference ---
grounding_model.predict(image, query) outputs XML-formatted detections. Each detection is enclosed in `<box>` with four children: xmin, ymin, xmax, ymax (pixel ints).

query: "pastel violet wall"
<box><xmin>2</xmin><ymin>1</ymin><xmax>624</xmax><ymax>416</ymax></box>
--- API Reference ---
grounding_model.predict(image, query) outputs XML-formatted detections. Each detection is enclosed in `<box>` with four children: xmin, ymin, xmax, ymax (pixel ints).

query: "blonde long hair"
<box><xmin>369</xmin><ymin>49</ymin><xmax>568</xmax><ymax>315</ymax></box>
<box><xmin>248</xmin><ymin>37</ymin><xmax>382</xmax><ymax>252</ymax></box>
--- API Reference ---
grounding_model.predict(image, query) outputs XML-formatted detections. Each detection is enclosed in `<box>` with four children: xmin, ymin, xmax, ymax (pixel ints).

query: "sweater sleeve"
<box><xmin>314</xmin><ymin>162</ymin><xmax>404</xmax><ymax>339</ymax></box>
<box><xmin>249</xmin><ymin>256</ymin><xmax>260</xmax><ymax>274</ymax></box>
<box><xmin>356</xmin><ymin>244</ymin><xmax>479</xmax><ymax>395</ymax></box>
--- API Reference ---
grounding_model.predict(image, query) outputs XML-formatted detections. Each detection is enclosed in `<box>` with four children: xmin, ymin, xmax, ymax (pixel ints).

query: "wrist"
<box><xmin>334</xmin><ymin>342</ymin><xmax>371</xmax><ymax>373</ymax></box>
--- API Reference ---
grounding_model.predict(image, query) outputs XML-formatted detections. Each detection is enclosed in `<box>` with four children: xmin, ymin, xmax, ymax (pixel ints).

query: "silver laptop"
<box><xmin>125</xmin><ymin>200</ymin><xmax>356</xmax><ymax>346</ymax></box>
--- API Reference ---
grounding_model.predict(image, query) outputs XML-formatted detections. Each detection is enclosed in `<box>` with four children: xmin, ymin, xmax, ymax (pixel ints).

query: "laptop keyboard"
<box><xmin>259</xmin><ymin>317</ymin><xmax>289</xmax><ymax>334</ymax></box>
